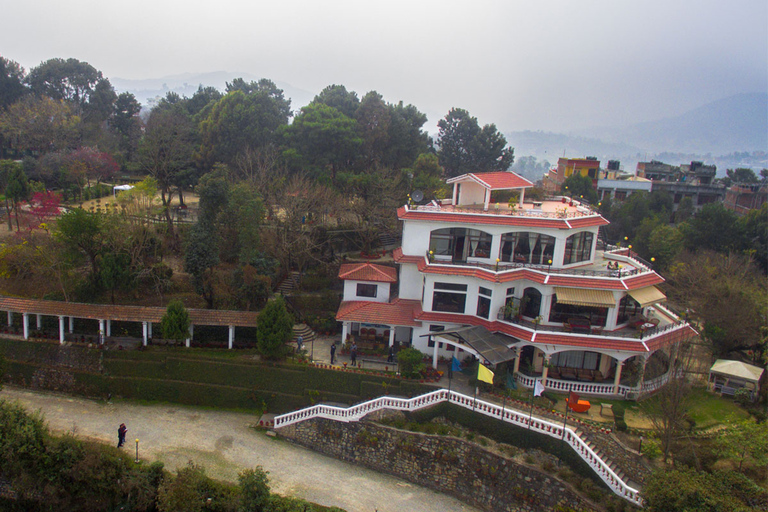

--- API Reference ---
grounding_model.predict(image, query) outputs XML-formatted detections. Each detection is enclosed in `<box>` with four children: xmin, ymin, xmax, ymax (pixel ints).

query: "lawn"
<box><xmin>685</xmin><ymin>386</ymin><xmax>751</xmax><ymax>429</ymax></box>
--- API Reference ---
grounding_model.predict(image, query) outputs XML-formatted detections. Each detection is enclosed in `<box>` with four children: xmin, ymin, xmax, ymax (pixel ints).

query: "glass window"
<box><xmin>548</xmin><ymin>294</ymin><xmax>607</xmax><ymax>327</ymax></box>
<box><xmin>563</xmin><ymin>232</ymin><xmax>594</xmax><ymax>265</ymax></box>
<box><xmin>433</xmin><ymin>292</ymin><xmax>466</xmax><ymax>313</ymax></box>
<box><xmin>429</xmin><ymin>228</ymin><xmax>492</xmax><ymax>259</ymax></box>
<box><xmin>435</xmin><ymin>282</ymin><xmax>468</xmax><ymax>291</ymax></box>
<box><xmin>356</xmin><ymin>283</ymin><xmax>377</xmax><ymax>298</ymax></box>
<box><xmin>499</xmin><ymin>232</ymin><xmax>555</xmax><ymax>264</ymax></box>
<box><xmin>476</xmin><ymin>296</ymin><xmax>491</xmax><ymax>319</ymax></box>
<box><xmin>617</xmin><ymin>295</ymin><xmax>641</xmax><ymax>324</ymax></box>
<box><xmin>479</xmin><ymin>287</ymin><xmax>492</xmax><ymax>297</ymax></box>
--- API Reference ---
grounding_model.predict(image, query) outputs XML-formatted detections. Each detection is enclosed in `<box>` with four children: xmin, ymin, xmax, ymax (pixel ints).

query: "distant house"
<box><xmin>723</xmin><ymin>183</ymin><xmax>767</xmax><ymax>216</ymax></box>
<box><xmin>708</xmin><ymin>359</ymin><xmax>765</xmax><ymax>402</ymax></box>
<box><xmin>542</xmin><ymin>157</ymin><xmax>601</xmax><ymax>194</ymax></box>
<box><xmin>636</xmin><ymin>160</ymin><xmax>725</xmax><ymax>211</ymax></box>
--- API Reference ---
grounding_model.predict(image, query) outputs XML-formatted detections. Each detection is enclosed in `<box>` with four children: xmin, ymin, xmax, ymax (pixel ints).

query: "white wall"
<box><xmin>342</xmin><ymin>280</ymin><xmax>390</xmax><ymax>303</ymax></box>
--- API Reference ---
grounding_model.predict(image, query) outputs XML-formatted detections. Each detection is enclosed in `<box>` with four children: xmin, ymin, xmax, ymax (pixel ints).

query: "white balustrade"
<box><xmin>273</xmin><ymin>389</ymin><xmax>642</xmax><ymax>505</ymax></box>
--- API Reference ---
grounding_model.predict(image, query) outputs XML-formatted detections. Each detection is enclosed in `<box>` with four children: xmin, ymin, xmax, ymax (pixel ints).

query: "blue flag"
<box><xmin>451</xmin><ymin>356</ymin><xmax>462</xmax><ymax>372</ymax></box>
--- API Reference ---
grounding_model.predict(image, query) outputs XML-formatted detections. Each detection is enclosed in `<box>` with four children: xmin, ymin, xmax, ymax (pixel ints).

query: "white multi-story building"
<box><xmin>336</xmin><ymin>171</ymin><xmax>697</xmax><ymax>398</ymax></box>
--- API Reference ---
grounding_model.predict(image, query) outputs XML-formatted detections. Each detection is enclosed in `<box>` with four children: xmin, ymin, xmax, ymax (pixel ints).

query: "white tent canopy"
<box><xmin>708</xmin><ymin>359</ymin><xmax>764</xmax><ymax>401</ymax></box>
<box><xmin>113</xmin><ymin>185</ymin><xmax>134</xmax><ymax>197</ymax></box>
<box><xmin>709</xmin><ymin>359</ymin><xmax>764</xmax><ymax>383</ymax></box>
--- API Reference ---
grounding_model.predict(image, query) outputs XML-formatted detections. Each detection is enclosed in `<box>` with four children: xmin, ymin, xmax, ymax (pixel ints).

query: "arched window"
<box><xmin>563</xmin><ymin>231</ymin><xmax>594</xmax><ymax>265</ymax></box>
<box><xmin>521</xmin><ymin>287</ymin><xmax>542</xmax><ymax>318</ymax></box>
<box><xmin>429</xmin><ymin>228</ymin><xmax>492</xmax><ymax>262</ymax></box>
<box><xmin>499</xmin><ymin>232</ymin><xmax>555</xmax><ymax>264</ymax></box>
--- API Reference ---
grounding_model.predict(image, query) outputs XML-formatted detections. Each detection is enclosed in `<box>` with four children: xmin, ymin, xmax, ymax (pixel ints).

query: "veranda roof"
<box><xmin>429</xmin><ymin>325</ymin><xmax>516</xmax><ymax>365</ymax></box>
<box><xmin>627</xmin><ymin>286</ymin><xmax>666</xmax><ymax>307</ymax></box>
<box><xmin>554</xmin><ymin>287</ymin><xmax>615</xmax><ymax>308</ymax></box>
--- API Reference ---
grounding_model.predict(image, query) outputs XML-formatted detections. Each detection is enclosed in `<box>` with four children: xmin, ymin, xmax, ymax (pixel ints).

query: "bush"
<box><xmin>641</xmin><ymin>438</ymin><xmax>662</xmax><ymax>459</ymax></box>
<box><xmin>397</xmin><ymin>348</ymin><xmax>425</xmax><ymax>378</ymax></box>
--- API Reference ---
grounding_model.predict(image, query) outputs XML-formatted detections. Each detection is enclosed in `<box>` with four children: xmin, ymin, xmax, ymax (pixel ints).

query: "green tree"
<box><xmin>312</xmin><ymin>84</ymin><xmax>360</xmax><ymax>118</ymax></box>
<box><xmin>99</xmin><ymin>252</ymin><xmax>132</xmax><ymax>303</ymax></box>
<box><xmin>0</xmin><ymin>95</ymin><xmax>80</xmax><ymax>154</ymax></box>
<box><xmin>0</xmin><ymin>57</ymin><xmax>26</xmax><ymax>111</ymax></box>
<box><xmin>436</xmin><ymin>108</ymin><xmax>514</xmax><ymax>178</ymax></box>
<box><xmin>408</xmin><ymin>152</ymin><xmax>445</xmax><ymax>201</ymax></box>
<box><xmin>238</xmin><ymin>467</ymin><xmax>271</xmax><ymax>512</ymax></box>
<box><xmin>139</xmin><ymin>107</ymin><xmax>196</xmax><ymax>238</ymax></box>
<box><xmin>738</xmin><ymin>202</ymin><xmax>768</xmax><ymax>272</ymax></box>
<box><xmin>281</xmin><ymin>102</ymin><xmax>361</xmax><ymax>182</ymax></box>
<box><xmin>561</xmin><ymin>173</ymin><xmax>598</xmax><ymax>204</ymax></box>
<box><xmin>55</xmin><ymin>208</ymin><xmax>104</xmax><ymax>279</ymax></box>
<box><xmin>111</xmin><ymin>92</ymin><xmax>142</xmax><ymax>161</ymax></box>
<box><xmin>724</xmin><ymin>167</ymin><xmax>759</xmax><ymax>186</ymax></box>
<box><xmin>157</xmin><ymin>462</ymin><xmax>238</xmax><ymax>512</ymax></box>
<box><xmin>680</xmin><ymin>203</ymin><xmax>742</xmax><ymax>253</ymax></box>
<box><xmin>26</xmin><ymin>58</ymin><xmax>105</xmax><ymax>115</ymax></box>
<box><xmin>644</xmin><ymin>224</ymin><xmax>683</xmax><ymax>271</ymax></box>
<box><xmin>675</xmin><ymin>196</ymin><xmax>695</xmax><ymax>224</ymax></box>
<box><xmin>0</xmin><ymin>159</ymin><xmax>27</xmax><ymax>231</ymax></box>
<box><xmin>716</xmin><ymin>418</ymin><xmax>768</xmax><ymax>473</ymax></box>
<box><xmin>256</xmin><ymin>297</ymin><xmax>293</xmax><ymax>360</ymax></box>
<box><xmin>643</xmin><ymin>467</ymin><xmax>768</xmax><ymax>512</ymax></box>
<box><xmin>184</xmin><ymin>220</ymin><xmax>220</xmax><ymax>309</ymax></box>
<box><xmin>199</xmin><ymin>84</ymin><xmax>290</xmax><ymax>167</ymax></box>
<box><xmin>161</xmin><ymin>300</ymin><xmax>191</xmax><ymax>343</ymax></box>
<box><xmin>397</xmin><ymin>347</ymin><xmax>425</xmax><ymax>378</ymax></box>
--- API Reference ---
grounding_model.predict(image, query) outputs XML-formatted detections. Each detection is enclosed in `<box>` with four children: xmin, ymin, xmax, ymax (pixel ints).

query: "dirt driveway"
<box><xmin>0</xmin><ymin>387</ymin><xmax>478</xmax><ymax>512</ymax></box>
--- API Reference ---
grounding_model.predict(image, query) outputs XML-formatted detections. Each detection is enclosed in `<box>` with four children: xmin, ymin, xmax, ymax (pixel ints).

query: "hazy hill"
<box><xmin>111</xmin><ymin>71</ymin><xmax>314</xmax><ymax>112</ymax></box>
<box><xmin>582</xmin><ymin>92</ymin><xmax>768</xmax><ymax>155</ymax></box>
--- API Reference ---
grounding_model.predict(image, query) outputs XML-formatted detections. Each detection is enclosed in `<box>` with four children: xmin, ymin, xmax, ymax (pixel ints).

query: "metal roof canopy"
<box><xmin>426</xmin><ymin>325</ymin><xmax>516</xmax><ymax>365</ymax></box>
<box><xmin>627</xmin><ymin>286</ymin><xmax>666</xmax><ymax>307</ymax></box>
<box><xmin>554</xmin><ymin>287</ymin><xmax>615</xmax><ymax>307</ymax></box>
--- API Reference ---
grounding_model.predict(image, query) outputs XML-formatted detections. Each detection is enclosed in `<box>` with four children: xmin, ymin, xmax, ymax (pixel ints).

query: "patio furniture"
<box><xmin>577</xmin><ymin>369</ymin><xmax>593</xmax><ymax>381</ymax></box>
<box><xmin>599</xmin><ymin>403</ymin><xmax>613</xmax><ymax>416</ymax></box>
<box><xmin>592</xmin><ymin>370</ymin><xmax>604</xmax><ymax>382</ymax></box>
<box><xmin>567</xmin><ymin>317</ymin><xmax>591</xmax><ymax>333</ymax></box>
<box><xmin>566</xmin><ymin>398</ymin><xmax>591</xmax><ymax>413</ymax></box>
<box><xmin>560</xmin><ymin>367</ymin><xmax>577</xmax><ymax>380</ymax></box>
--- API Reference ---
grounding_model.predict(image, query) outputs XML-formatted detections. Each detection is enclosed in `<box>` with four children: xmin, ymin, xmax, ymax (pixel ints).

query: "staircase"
<box><xmin>291</xmin><ymin>324</ymin><xmax>316</xmax><ymax>344</ymax></box>
<box><xmin>277</xmin><ymin>271</ymin><xmax>301</xmax><ymax>295</ymax></box>
<box><xmin>574</xmin><ymin>428</ymin><xmax>647</xmax><ymax>489</ymax></box>
<box><xmin>378</xmin><ymin>230</ymin><xmax>399</xmax><ymax>249</ymax></box>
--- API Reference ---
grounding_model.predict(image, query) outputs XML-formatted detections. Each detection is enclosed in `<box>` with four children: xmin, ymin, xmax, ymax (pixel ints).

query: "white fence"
<box><xmin>273</xmin><ymin>389</ymin><xmax>642</xmax><ymax>506</ymax></box>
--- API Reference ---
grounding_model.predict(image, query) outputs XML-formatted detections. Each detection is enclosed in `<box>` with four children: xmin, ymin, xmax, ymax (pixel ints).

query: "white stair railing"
<box><xmin>273</xmin><ymin>389</ymin><xmax>642</xmax><ymax>506</ymax></box>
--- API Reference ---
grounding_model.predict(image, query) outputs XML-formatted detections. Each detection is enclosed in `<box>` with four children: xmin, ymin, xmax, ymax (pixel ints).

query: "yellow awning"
<box><xmin>554</xmin><ymin>287</ymin><xmax>615</xmax><ymax>307</ymax></box>
<box><xmin>628</xmin><ymin>286</ymin><xmax>666</xmax><ymax>307</ymax></box>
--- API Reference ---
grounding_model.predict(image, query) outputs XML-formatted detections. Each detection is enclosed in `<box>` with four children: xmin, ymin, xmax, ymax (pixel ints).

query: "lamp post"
<box><xmin>495</xmin><ymin>258</ymin><xmax>500</xmax><ymax>271</ymax></box>
<box><xmin>135</xmin><ymin>439</ymin><xmax>139</xmax><ymax>463</ymax></box>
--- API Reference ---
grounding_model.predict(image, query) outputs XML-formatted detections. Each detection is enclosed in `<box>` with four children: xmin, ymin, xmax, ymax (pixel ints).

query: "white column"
<box><xmin>22</xmin><ymin>313</ymin><xmax>29</xmax><ymax>339</ymax></box>
<box><xmin>106</xmin><ymin>320</ymin><xmax>111</xmax><ymax>337</ymax></box>
<box><xmin>519</xmin><ymin>188</ymin><xmax>525</xmax><ymax>206</ymax></box>
<box><xmin>541</xmin><ymin>353</ymin><xmax>550</xmax><ymax>384</ymax></box>
<box><xmin>7</xmin><ymin>311</ymin><xmax>12</xmax><ymax>326</ymax></box>
<box><xmin>452</xmin><ymin>183</ymin><xmax>458</xmax><ymax>205</ymax></box>
<box><xmin>483</xmin><ymin>189</ymin><xmax>490</xmax><ymax>210</ymax></box>
<box><xmin>36</xmin><ymin>314</ymin><xmax>42</xmax><ymax>329</ymax></box>
<box><xmin>98</xmin><ymin>319</ymin><xmax>105</xmax><ymax>344</ymax></box>
<box><xmin>58</xmin><ymin>316</ymin><xmax>65</xmax><ymax>344</ymax></box>
<box><xmin>513</xmin><ymin>354</ymin><xmax>521</xmax><ymax>374</ymax></box>
<box><xmin>186</xmin><ymin>324</ymin><xmax>193</xmax><ymax>348</ymax></box>
<box><xmin>613</xmin><ymin>361</ymin><xmax>624</xmax><ymax>394</ymax></box>
<box><xmin>388</xmin><ymin>329</ymin><xmax>395</xmax><ymax>348</ymax></box>
<box><xmin>341</xmin><ymin>323</ymin><xmax>348</xmax><ymax>344</ymax></box>
<box><xmin>68</xmin><ymin>316</ymin><xmax>74</xmax><ymax>333</ymax></box>
<box><xmin>432</xmin><ymin>337</ymin><xmax>439</xmax><ymax>369</ymax></box>
<box><xmin>142</xmin><ymin>322</ymin><xmax>148</xmax><ymax>346</ymax></box>
<box><xmin>228</xmin><ymin>325</ymin><xmax>235</xmax><ymax>350</ymax></box>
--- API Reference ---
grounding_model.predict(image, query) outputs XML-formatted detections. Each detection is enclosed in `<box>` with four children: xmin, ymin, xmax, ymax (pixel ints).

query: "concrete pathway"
<box><xmin>0</xmin><ymin>386</ymin><xmax>478</xmax><ymax>512</ymax></box>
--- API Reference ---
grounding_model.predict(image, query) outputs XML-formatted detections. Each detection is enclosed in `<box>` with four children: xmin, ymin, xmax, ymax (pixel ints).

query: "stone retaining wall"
<box><xmin>278</xmin><ymin>417</ymin><xmax>600</xmax><ymax>512</ymax></box>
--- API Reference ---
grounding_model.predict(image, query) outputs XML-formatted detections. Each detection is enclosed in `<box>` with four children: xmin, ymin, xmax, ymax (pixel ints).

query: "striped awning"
<box><xmin>628</xmin><ymin>286</ymin><xmax>666</xmax><ymax>307</ymax></box>
<box><xmin>554</xmin><ymin>287</ymin><xmax>615</xmax><ymax>308</ymax></box>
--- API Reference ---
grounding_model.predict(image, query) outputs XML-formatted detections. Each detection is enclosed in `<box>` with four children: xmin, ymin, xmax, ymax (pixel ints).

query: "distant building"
<box><xmin>543</xmin><ymin>157</ymin><xmax>600</xmax><ymax>193</ymax></box>
<box><xmin>723</xmin><ymin>183</ymin><xmax>768</xmax><ymax>215</ymax></box>
<box><xmin>597</xmin><ymin>176</ymin><xmax>652</xmax><ymax>202</ymax></box>
<box><xmin>636</xmin><ymin>160</ymin><xmax>725</xmax><ymax>211</ymax></box>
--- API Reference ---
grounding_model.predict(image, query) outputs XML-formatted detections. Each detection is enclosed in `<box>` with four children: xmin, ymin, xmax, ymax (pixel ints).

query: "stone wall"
<box><xmin>278</xmin><ymin>417</ymin><xmax>600</xmax><ymax>512</ymax></box>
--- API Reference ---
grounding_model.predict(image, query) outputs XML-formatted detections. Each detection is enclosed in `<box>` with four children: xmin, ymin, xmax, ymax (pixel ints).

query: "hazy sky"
<box><xmin>2</xmin><ymin>0</ymin><xmax>766</xmax><ymax>132</ymax></box>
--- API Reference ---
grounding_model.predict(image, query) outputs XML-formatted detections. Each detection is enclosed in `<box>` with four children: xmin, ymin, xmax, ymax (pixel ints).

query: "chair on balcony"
<box><xmin>567</xmin><ymin>317</ymin><xmax>591</xmax><ymax>334</ymax></box>
<box><xmin>577</xmin><ymin>369</ymin><xmax>594</xmax><ymax>381</ymax></box>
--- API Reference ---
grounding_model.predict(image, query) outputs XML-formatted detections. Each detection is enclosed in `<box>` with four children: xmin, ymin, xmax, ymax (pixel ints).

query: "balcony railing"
<box><xmin>407</xmin><ymin>201</ymin><xmax>597</xmax><ymax>219</ymax></box>
<box><xmin>427</xmin><ymin>254</ymin><xmax>644</xmax><ymax>278</ymax></box>
<box><xmin>498</xmin><ymin>313</ymin><xmax>691</xmax><ymax>340</ymax></box>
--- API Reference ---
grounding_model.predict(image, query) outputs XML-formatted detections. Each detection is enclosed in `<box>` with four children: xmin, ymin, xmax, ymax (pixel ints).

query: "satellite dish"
<box><xmin>411</xmin><ymin>190</ymin><xmax>424</xmax><ymax>203</ymax></box>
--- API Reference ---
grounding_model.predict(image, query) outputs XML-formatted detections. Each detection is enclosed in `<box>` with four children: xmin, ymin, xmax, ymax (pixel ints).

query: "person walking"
<box><xmin>117</xmin><ymin>423</ymin><xmax>127</xmax><ymax>448</ymax></box>
<box><xmin>297</xmin><ymin>335</ymin><xmax>304</xmax><ymax>352</ymax></box>
<box><xmin>350</xmin><ymin>341</ymin><xmax>358</xmax><ymax>367</ymax></box>
<box><xmin>330</xmin><ymin>342</ymin><xmax>336</xmax><ymax>365</ymax></box>
<box><xmin>387</xmin><ymin>345</ymin><xmax>395</xmax><ymax>363</ymax></box>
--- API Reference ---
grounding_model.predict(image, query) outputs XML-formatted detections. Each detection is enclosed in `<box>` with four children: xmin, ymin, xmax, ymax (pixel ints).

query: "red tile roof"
<box><xmin>447</xmin><ymin>172</ymin><xmax>533</xmax><ymax>190</ymax></box>
<box><xmin>336</xmin><ymin>299</ymin><xmax>423</xmax><ymax>327</ymax></box>
<box><xmin>621</xmin><ymin>272</ymin><xmax>665</xmax><ymax>290</ymax></box>
<box><xmin>338</xmin><ymin>263</ymin><xmax>397</xmax><ymax>283</ymax></box>
<box><xmin>392</xmin><ymin>247</ymin><xmax>423</xmax><ymax>264</ymax></box>
<box><xmin>0</xmin><ymin>296</ymin><xmax>260</xmax><ymax>327</ymax></box>
<box><xmin>567</xmin><ymin>216</ymin><xmax>610</xmax><ymax>228</ymax></box>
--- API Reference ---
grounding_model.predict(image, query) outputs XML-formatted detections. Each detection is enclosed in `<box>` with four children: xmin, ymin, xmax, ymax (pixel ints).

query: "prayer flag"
<box><xmin>506</xmin><ymin>372</ymin><xmax>517</xmax><ymax>390</ymax></box>
<box><xmin>533</xmin><ymin>379</ymin><xmax>545</xmax><ymax>397</ymax></box>
<box><xmin>477</xmin><ymin>363</ymin><xmax>495</xmax><ymax>384</ymax></box>
<box><xmin>451</xmin><ymin>356</ymin><xmax>462</xmax><ymax>373</ymax></box>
